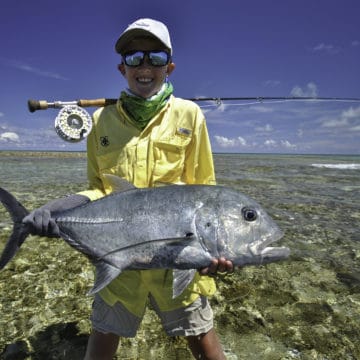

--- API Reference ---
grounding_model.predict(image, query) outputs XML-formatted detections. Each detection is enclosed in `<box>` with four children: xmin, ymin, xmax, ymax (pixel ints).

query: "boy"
<box><xmin>24</xmin><ymin>18</ymin><xmax>233</xmax><ymax>359</ymax></box>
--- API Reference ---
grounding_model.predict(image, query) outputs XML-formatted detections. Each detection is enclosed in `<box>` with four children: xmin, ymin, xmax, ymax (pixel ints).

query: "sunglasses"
<box><xmin>122</xmin><ymin>50</ymin><xmax>171</xmax><ymax>67</ymax></box>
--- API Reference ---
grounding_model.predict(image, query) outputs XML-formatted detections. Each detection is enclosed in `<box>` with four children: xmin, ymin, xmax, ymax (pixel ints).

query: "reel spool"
<box><xmin>54</xmin><ymin>105</ymin><xmax>92</xmax><ymax>142</ymax></box>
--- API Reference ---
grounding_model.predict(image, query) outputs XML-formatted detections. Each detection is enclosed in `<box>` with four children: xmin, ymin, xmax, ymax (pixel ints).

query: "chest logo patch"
<box><xmin>100</xmin><ymin>136</ymin><xmax>110</xmax><ymax>147</ymax></box>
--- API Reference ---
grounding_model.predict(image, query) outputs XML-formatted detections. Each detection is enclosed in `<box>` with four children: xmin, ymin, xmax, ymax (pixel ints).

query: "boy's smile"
<box><xmin>118</xmin><ymin>38</ymin><xmax>175</xmax><ymax>99</ymax></box>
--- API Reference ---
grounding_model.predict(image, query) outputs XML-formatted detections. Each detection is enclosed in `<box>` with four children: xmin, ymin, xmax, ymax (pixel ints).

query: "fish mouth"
<box><xmin>249</xmin><ymin>226</ymin><xmax>285</xmax><ymax>255</ymax></box>
<box><xmin>256</xmin><ymin>228</ymin><xmax>290</xmax><ymax>263</ymax></box>
<box><xmin>260</xmin><ymin>245</ymin><xmax>290</xmax><ymax>260</ymax></box>
<box><xmin>261</xmin><ymin>226</ymin><xmax>284</xmax><ymax>248</ymax></box>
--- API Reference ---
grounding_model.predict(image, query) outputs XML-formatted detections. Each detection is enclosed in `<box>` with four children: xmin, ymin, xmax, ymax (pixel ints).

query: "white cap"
<box><xmin>115</xmin><ymin>18</ymin><xmax>172</xmax><ymax>55</ymax></box>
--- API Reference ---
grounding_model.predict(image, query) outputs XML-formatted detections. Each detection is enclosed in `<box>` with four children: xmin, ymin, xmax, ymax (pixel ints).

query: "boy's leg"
<box><xmin>84</xmin><ymin>330</ymin><xmax>119</xmax><ymax>360</ymax></box>
<box><xmin>85</xmin><ymin>294</ymin><xmax>143</xmax><ymax>359</ymax></box>
<box><xmin>152</xmin><ymin>295</ymin><xmax>226</xmax><ymax>359</ymax></box>
<box><xmin>186</xmin><ymin>328</ymin><xmax>226</xmax><ymax>360</ymax></box>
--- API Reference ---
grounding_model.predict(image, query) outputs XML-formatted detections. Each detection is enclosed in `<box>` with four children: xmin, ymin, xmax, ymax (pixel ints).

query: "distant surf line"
<box><xmin>311</xmin><ymin>163</ymin><xmax>360</xmax><ymax>170</ymax></box>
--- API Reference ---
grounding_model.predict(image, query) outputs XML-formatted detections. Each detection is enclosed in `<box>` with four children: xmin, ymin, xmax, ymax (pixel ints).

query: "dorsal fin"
<box><xmin>103</xmin><ymin>174</ymin><xmax>137</xmax><ymax>192</ymax></box>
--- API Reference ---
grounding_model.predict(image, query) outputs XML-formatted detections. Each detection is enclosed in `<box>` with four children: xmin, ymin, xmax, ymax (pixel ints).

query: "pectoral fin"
<box><xmin>103</xmin><ymin>174</ymin><xmax>137</xmax><ymax>192</ymax></box>
<box><xmin>172</xmin><ymin>269</ymin><xmax>197</xmax><ymax>298</ymax></box>
<box><xmin>88</xmin><ymin>261</ymin><xmax>122</xmax><ymax>295</ymax></box>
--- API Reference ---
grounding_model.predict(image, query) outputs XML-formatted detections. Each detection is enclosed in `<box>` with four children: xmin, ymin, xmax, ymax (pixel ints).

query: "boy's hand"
<box><xmin>200</xmin><ymin>257</ymin><xmax>235</xmax><ymax>276</ymax></box>
<box><xmin>23</xmin><ymin>209</ymin><xmax>60</xmax><ymax>237</ymax></box>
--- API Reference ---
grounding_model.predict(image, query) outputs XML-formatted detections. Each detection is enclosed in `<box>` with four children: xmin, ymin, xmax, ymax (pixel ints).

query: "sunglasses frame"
<box><xmin>122</xmin><ymin>50</ymin><xmax>171</xmax><ymax>67</ymax></box>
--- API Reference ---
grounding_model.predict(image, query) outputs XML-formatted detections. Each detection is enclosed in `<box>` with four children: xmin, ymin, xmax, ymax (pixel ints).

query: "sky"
<box><xmin>0</xmin><ymin>0</ymin><xmax>359</xmax><ymax>154</ymax></box>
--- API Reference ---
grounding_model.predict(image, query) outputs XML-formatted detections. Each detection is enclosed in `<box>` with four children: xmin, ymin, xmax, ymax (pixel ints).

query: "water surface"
<box><xmin>0</xmin><ymin>152</ymin><xmax>359</xmax><ymax>359</ymax></box>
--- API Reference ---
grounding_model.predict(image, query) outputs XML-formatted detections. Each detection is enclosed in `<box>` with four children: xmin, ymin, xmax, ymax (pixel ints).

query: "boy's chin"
<box><xmin>133</xmin><ymin>84</ymin><xmax>162</xmax><ymax>99</ymax></box>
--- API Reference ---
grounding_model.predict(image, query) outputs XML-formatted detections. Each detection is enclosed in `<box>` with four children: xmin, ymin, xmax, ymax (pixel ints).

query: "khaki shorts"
<box><xmin>90</xmin><ymin>294</ymin><xmax>213</xmax><ymax>337</ymax></box>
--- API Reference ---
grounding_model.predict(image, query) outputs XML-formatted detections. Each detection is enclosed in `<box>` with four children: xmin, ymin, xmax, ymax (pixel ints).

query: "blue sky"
<box><xmin>0</xmin><ymin>0</ymin><xmax>359</xmax><ymax>154</ymax></box>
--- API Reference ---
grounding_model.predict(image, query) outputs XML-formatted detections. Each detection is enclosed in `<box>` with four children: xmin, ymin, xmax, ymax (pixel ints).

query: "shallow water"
<box><xmin>0</xmin><ymin>151</ymin><xmax>359</xmax><ymax>359</ymax></box>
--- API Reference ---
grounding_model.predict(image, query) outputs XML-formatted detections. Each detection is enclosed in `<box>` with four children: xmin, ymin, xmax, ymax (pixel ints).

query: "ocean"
<box><xmin>0</xmin><ymin>151</ymin><xmax>359</xmax><ymax>359</ymax></box>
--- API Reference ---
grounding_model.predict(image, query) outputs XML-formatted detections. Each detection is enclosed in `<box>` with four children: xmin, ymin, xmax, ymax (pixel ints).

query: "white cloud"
<box><xmin>290</xmin><ymin>82</ymin><xmax>318</xmax><ymax>97</ymax></box>
<box><xmin>249</xmin><ymin>106</ymin><xmax>274</xmax><ymax>113</ymax></box>
<box><xmin>0</xmin><ymin>123</ymin><xmax>86</xmax><ymax>151</ymax></box>
<box><xmin>255</xmin><ymin>124</ymin><xmax>273</xmax><ymax>132</ymax></box>
<box><xmin>1</xmin><ymin>57</ymin><xmax>69</xmax><ymax>80</ymax></box>
<box><xmin>321</xmin><ymin>106</ymin><xmax>360</xmax><ymax>130</ymax></box>
<box><xmin>214</xmin><ymin>135</ymin><xmax>247</xmax><ymax>148</ymax></box>
<box><xmin>321</xmin><ymin>118</ymin><xmax>349</xmax><ymax>128</ymax></box>
<box><xmin>264</xmin><ymin>139</ymin><xmax>277</xmax><ymax>147</ymax></box>
<box><xmin>264</xmin><ymin>139</ymin><xmax>297</xmax><ymax>150</ymax></box>
<box><xmin>208</xmin><ymin>101</ymin><xmax>359</xmax><ymax>154</ymax></box>
<box><xmin>0</xmin><ymin>132</ymin><xmax>20</xmax><ymax>142</ymax></box>
<box><xmin>0</xmin><ymin>112</ymin><xmax>4</xmax><ymax>117</ymax></box>
<box><xmin>342</xmin><ymin>106</ymin><xmax>360</xmax><ymax>119</ymax></box>
<box><xmin>263</xmin><ymin>80</ymin><xmax>281</xmax><ymax>88</ymax></box>
<box><xmin>350</xmin><ymin>125</ymin><xmax>360</xmax><ymax>131</ymax></box>
<box><xmin>281</xmin><ymin>140</ymin><xmax>297</xmax><ymax>149</ymax></box>
<box><xmin>312</xmin><ymin>43</ymin><xmax>340</xmax><ymax>54</ymax></box>
<box><xmin>351</xmin><ymin>40</ymin><xmax>360</xmax><ymax>47</ymax></box>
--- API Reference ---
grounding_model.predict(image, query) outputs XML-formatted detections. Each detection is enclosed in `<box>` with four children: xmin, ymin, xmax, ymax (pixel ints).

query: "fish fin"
<box><xmin>0</xmin><ymin>224</ymin><xmax>28</xmax><ymax>269</ymax></box>
<box><xmin>0</xmin><ymin>187</ymin><xmax>29</xmax><ymax>222</ymax></box>
<box><xmin>103</xmin><ymin>174</ymin><xmax>137</xmax><ymax>192</ymax></box>
<box><xmin>172</xmin><ymin>269</ymin><xmax>197</xmax><ymax>298</ymax></box>
<box><xmin>0</xmin><ymin>187</ymin><xmax>30</xmax><ymax>269</ymax></box>
<box><xmin>87</xmin><ymin>261</ymin><xmax>122</xmax><ymax>295</ymax></box>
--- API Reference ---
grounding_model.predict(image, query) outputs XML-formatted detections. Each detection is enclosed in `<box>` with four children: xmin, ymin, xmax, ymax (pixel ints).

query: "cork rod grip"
<box><xmin>27</xmin><ymin>98</ymin><xmax>117</xmax><ymax>112</ymax></box>
<box><xmin>77</xmin><ymin>98</ymin><xmax>117</xmax><ymax>107</ymax></box>
<box><xmin>28</xmin><ymin>99</ymin><xmax>49</xmax><ymax>112</ymax></box>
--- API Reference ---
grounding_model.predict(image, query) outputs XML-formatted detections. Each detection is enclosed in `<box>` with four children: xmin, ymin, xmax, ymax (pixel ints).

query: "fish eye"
<box><xmin>242</xmin><ymin>207</ymin><xmax>257</xmax><ymax>222</ymax></box>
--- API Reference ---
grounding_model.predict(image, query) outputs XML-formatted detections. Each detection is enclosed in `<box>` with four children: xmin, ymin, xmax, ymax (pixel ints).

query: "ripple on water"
<box><xmin>0</xmin><ymin>152</ymin><xmax>360</xmax><ymax>359</ymax></box>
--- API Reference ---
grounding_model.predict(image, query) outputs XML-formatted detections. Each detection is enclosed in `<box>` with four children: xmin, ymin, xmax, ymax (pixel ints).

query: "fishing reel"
<box><xmin>54</xmin><ymin>105</ymin><xmax>92</xmax><ymax>142</ymax></box>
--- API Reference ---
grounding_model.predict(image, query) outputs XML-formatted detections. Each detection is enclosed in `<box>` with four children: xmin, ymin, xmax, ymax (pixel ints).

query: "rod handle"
<box><xmin>28</xmin><ymin>99</ymin><xmax>49</xmax><ymax>112</ymax></box>
<box><xmin>77</xmin><ymin>98</ymin><xmax>117</xmax><ymax>107</ymax></box>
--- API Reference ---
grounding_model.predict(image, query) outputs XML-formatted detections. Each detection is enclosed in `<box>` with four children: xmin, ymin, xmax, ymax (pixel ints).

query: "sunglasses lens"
<box><xmin>124</xmin><ymin>51</ymin><xmax>143</xmax><ymax>66</ymax></box>
<box><xmin>148</xmin><ymin>51</ymin><xmax>169</xmax><ymax>66</ymax></box>
<box><xmin>123</xmin><ymin>51</ymin><xmax>170</xmax><ymax>67</ymax></box>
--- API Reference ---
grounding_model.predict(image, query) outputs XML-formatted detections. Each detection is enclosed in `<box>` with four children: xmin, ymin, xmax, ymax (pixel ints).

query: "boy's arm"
<box><xmin>185</xmin><ymin>108</ymin><xmax>216</xmax><ymax>185</ymax></box>
<box><xmin>78</xmin><ymin>119</ymin><xmax>106</xmax><ymax>201</ymax></box>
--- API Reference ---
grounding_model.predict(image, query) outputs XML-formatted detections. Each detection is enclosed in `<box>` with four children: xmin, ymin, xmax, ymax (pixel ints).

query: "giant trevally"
<box><xmin>0</xmin><ymin>178</ymin><xmax>290</xmax><ymax>297</ymax></box>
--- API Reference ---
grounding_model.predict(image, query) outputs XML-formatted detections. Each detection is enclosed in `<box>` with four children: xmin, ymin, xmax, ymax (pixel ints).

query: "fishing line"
<box><xmin>197</xmin><ymin>98</ymin><xmax>360</xmax><ymax>109</ymax></box>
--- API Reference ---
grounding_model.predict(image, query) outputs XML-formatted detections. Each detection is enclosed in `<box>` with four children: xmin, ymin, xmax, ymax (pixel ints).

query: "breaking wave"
<box><xmin>311</xmin><ymin>163</ymin><xmax>360</xmax><ymax>170</ymax></box>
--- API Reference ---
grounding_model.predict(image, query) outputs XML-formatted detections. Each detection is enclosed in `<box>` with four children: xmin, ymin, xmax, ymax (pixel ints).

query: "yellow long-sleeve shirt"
<box><xmin>79</xmin><ymin>95</ymin><xmax>217</xmax><ymax>316</ymax></box>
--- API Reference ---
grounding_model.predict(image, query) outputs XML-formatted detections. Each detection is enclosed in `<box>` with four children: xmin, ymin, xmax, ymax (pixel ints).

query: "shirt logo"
<box><xmin>100</xmin><ymin>136</ymin><xmax>110</xmax><ymax>147</ymax></box>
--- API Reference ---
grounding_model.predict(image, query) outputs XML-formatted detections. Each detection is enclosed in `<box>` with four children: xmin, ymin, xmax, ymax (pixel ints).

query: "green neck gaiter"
<box><xmin>120</xmin><ymin>82</ymin><xmax>174</xmax><ymax>130</ymax></box>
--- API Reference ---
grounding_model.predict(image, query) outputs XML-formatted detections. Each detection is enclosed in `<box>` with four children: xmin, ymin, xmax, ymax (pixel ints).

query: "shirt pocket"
<box><xmin>152</xmin><ymin>139</ymin><xmax>189</xmax><ymax>185</ymax></box>
<box><xmin>97</xmin><ymin>148</ymin><xmax>130</xmax><ymax>192</ymax></box>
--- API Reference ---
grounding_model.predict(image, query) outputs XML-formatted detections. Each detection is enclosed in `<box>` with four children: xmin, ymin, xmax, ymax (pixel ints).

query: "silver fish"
<box><xmin>0</xmin><ymin>177</ymin><xmax>290</xmax><ymax>297</ymax></box>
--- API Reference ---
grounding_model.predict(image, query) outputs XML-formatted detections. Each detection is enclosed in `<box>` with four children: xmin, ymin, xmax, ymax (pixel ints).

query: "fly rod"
<box><xmin>27</xmin><ymin>96</ymin><xmax>360</xmax><ymax>113</ymax></box>
<box><xmin>27</xmin><ymin>96</ymin><xmax>360</xmax><ymax>143</ymax></box>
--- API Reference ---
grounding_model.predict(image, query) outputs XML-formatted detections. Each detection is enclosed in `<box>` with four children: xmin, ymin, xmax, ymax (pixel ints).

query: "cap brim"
<box><xmin>115</xmin><ymin>29</ymin><xmax>170</xmax><ymax>54</ymax></box>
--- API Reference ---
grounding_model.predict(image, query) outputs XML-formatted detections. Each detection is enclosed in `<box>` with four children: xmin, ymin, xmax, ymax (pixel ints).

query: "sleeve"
<box><xmin>184</xmin><ymin>106</ymin><xmax>216</xmax><ymax>185</ymax></box>
<box><xmin>77</xmin><ymin>117</ymin><xmax>107</xmax><ymax>201</ymax></box>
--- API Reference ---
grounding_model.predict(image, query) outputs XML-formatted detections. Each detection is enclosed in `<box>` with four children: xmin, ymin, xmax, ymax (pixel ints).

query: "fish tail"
<box><xmin>0</xmin><ymin>187</ymin><xmax>30</xmax><ymax>269</ymax></box>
